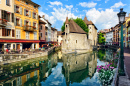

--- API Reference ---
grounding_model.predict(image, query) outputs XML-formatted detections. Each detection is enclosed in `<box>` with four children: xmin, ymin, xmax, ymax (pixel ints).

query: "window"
<box><xmin>16</xmin><ymin>6</ymin><xmax>19</xmax><ymax>13</ymax></box>
<box><xmin>33</xmin><ymin>22</ymin><xmax>36</xmax><ymax>29</ymax></box>
<box><xmin>16</xmin><ymin>18</ymin><xmax>20</xmax><ymax>26</ymax></box>
<box><xmin>66</xmin><ymin>25</ymin><xmax>67</xmax><ymax>28</ymax></box>
<box><xmin>26</xmin><ymin>32</ymin><xmax>29</xmax><ymax>39</ymax></box>
<box><xmin>40</xmin><ymin>25</ymin><xmax>42</xmax><ymax>30</ymax></box>
<box><xmin>33</xmin><ymin>12</ymin><xmax>36</xmax><ymax>19</ymax></box>
<box><xmin>34</xmin><ymin>70</ymin><xmax>37</xmax><ymax>76</ymax></box>
<box><xmin>26</xmin><ymin>73</ymin><xmax>30</xmax><ymax>81</ymax></box>
<box><xmin>34</xmin><ymin>32</ymin><xmax>37</xmax><ymax>40</ymax></box>
<box><xmin>2</xmin><ymin>28</ymin><xmax>11</xmax><ymax>36</ymax></box>
<box><xmin>76</xmin><ymin>40</ymin><xmax>77</xmax><ymax>43</ymax></box>
<box><xmin>40</xmin><ymin>33</ymin><xmax>42</xmax><ymax>37</ymax></box>
<box><xmin>6</xmin><ymin>0</ymin><xmax>10</xmax><ymax>6</ymax></box>
<box><xmin>16</xmin><ymin>30</ymin><xmax>20</xmax><ymax>39</ymax></box>
<box><xmin>45</xmin><ymin>32</ymin><xmax>47</xmax><ymax>35</ymax></box>
<box><xmin>6</xmin><ymin>13</ymin><xmax>10</xmax><ymax>22</ymax></box>
<box><xmin>90</xmin><ymin>27</ymin><xmax>91</xmax><ymax>29</ymax></box>
<box><xmin>34</xmin><ymin>6</ymin><xmax>36</xmax><ymax>8</ymax></box>
<box><xmin>26</xmin><ymin>2</ymin><xmax>28</xmax><ymax>5</ymax></box>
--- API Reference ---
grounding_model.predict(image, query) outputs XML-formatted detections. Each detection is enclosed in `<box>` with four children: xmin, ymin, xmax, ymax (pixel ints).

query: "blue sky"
<box><xmin>32</xmin><ymin>0</ymin><xmax>130</xmax><ymax>31</ymax></box>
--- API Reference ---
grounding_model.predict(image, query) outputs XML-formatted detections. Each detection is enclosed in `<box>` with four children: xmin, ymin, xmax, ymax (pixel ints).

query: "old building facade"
<box><xmin>62</xmin><ymin>17</ymin><xmax>92</xmax><ymax>54</ymax></box>
<box><xmin>14</xmin><ymin>0</ymin><xmax>40</xmax><ymax>51</ymax></box>
<box><xmin>0</xmin><ymin>0</ymin><xmax>15</xmax><ymax>51</ymax></box>
<box><xmin>84</xmin><ymin>16</ymin><xmax>97</xmax><ymax>46</ymax></box>
<box><xmin>113</xmin><ymin>24</ymin><xmax>119</xmax><ymax>45</ymax></box>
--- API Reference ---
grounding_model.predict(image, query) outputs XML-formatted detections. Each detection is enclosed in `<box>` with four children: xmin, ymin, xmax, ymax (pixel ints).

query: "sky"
<box><xmin>32</xmin><ymin>0</ymin><xmax>130</xmax><ymax>31</ymax></box>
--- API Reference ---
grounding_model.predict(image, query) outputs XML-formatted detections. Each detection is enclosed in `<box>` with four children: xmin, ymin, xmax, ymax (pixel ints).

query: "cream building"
<box><xmin>57</xmin><ymin>31</ymin><xmax>63</xmax><ymax>45</ymax></box>
<box><xmin>62</xmin><ymin>17</ymin><xmax>92</xmax><ymax>54</ymax></box>
<box><xmin>84</xmin><ymin>16</ymin><xmax>97</xmax><ymax>46</ymax></box>
<box><xmin>0</xmin><ymin>0</ymin><xmax>15</xmax><ymax>50</ymax></box>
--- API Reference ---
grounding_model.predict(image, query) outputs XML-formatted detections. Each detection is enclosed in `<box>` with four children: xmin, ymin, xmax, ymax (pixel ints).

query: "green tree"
<box><xmin>98</xmin><ymin>32</ymin><xmax>105</xmax><ymax>44</ymax></box>
<box><xmin>61</xmin><ymin>18</ymin><xmax>89</xmax><ymax>34</ymax></box>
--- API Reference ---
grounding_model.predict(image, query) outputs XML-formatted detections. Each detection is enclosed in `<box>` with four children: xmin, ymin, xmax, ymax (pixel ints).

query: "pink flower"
<box><xmin>110</xmin><ymin>63</ymin><xmax>112</xmax><ymax>65</ymax></box>
<box><xmin>102</xmin><ymin>67</ymin><xmax>106</xmax><ymax>69</ymax></box>
<box><xmin>110</xmin><ymin>67</ymin><xmax>114</xmax><ymax>69</ymax></box>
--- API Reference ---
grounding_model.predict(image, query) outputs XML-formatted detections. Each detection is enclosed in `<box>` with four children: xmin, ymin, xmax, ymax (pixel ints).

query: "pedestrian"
<box><xmin>6</xmin><ymin>48</ymin><xmax>8</xmax><ymax>54</ymax></box>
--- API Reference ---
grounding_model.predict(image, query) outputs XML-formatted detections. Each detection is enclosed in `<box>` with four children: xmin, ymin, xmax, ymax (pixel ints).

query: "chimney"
<box><xmin>42</xmin><ymin>15</ymin><xmax>45</xmax><ymax>18</ymax></box>
<box><xmin>129</xmin><ymin>13</ymin><xmax>130</xmax><ymax>17</ymax></box>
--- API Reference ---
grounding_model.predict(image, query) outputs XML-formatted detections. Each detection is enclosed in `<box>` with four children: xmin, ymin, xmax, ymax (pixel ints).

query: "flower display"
<box><xmin>97</xmin><ymin>63</ymin><xmax>115</xmax><ymax>85</ymax></box>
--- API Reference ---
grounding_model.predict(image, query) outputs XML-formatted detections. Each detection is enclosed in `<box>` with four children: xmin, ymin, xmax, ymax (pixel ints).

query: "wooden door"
<box><xmin>17</xmin><ymin>44</ymin><xmax>20</xmax><ymax>49</ymax></box>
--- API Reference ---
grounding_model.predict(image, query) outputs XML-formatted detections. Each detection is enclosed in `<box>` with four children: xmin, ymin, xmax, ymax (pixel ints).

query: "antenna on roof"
<box><xmin>67</xmin><ymin>10</ymin><xmax>68</xmax><ymax>17</ymax></box>
<box><xmin>71</xmin><ymin>13</ymin><xmax>73</xmax><ymax>20</ymax></box>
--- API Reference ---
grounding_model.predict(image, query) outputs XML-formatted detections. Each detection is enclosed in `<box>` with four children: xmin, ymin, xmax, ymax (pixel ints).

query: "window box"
<box><xmin>26</xmin><ymin>14</ymin><xmax>29</xmax><ymax>16</ymax></box>
<box><xmin>16</xmin><ymin>10</ymin><xmax>19</xmax><ymax>13</ymax></box>
<box><xmin>33</xmin><ymin>26</ymin><xmax>36</xmax><ymax>29</ymax></box>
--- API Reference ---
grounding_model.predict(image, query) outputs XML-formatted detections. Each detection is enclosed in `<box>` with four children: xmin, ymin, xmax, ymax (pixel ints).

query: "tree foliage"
<box><xmin>98</xmin><ymin>33</ymin><xmax>105</xmax><ymax>44</ymax></box>
<box><xmin>61</xmin><ymin>18</ymin><xmax>88</xmax><ymax>34</ymax></box>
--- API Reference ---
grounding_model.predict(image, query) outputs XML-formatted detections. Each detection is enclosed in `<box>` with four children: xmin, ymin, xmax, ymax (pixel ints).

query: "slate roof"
<box><xmin>68</xmin><ymin>19</ymin><xmax>86</xmax><ymax>34</ymax></box>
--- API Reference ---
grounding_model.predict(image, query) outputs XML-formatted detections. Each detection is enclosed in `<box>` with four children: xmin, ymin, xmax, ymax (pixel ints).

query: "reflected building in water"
<box><xmin>62</xmin><ymin>52</ymin><xmax>97</xmax><ymax>86</ymax></box>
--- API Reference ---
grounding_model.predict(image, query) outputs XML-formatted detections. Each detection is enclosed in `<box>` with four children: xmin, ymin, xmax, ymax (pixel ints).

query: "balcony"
<box><xmin>23</xmin><ymin>26</ymin><xmax>36</xmax><ymax>32</ymax></box>
<box><xmin>0</xmin><ymin>19</ymin><xmax>7</xmax><ymax>27</ymax></box>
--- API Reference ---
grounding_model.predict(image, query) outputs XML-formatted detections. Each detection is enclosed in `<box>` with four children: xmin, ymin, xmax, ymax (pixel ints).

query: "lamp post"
<box><xmin>117</xmin><ymin>8</ymin><xmax>126</xmax><ymax>76</ymax></box>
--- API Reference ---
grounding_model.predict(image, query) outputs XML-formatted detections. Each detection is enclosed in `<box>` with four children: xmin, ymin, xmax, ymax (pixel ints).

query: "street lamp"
<box><xmin>117</xmin><ymin>8</ymin><xmax>126</xmax><ymax>76</ymax></box>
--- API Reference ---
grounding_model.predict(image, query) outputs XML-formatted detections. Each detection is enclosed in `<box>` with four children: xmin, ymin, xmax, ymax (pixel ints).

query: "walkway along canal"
<box><xmin>0</xmin><ymin>46</ymin><xmax>61</xmax><ymax>65</ymax></box>
<box><xmin>0</xmin><ymin>48</ymin><xmax>117</xmax><ymax>86</ymax></box>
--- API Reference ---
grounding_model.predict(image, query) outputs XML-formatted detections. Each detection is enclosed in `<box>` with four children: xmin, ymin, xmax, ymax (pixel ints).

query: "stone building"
<box><xmin>84</xmin><ymin>16</ymin><xmax>97</xmax><ymax>46</ymax></box>
<box><xmin>62</xmin><ymin>17</ymin><xmax>92</xmax><ymax>54</ymax></box>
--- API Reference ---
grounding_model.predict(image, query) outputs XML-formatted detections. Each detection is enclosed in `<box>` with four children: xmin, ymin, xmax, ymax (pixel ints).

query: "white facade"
<box><xmin>106</xmin><ymin>31</ymin><xmax>113</xmax><ymax>45</ymax></box>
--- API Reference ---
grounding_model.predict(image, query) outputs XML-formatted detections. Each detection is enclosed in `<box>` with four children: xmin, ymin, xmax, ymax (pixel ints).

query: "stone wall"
<box><xmin>62</xmin><ymin>33</ymin><xmax>92</xmax><ymax>53</ymax></box>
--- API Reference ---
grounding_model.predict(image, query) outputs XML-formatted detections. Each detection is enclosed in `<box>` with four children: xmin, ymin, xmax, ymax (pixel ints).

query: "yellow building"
<box><xmin>14</xmin><ymin>0</ymin><xmax>40</xmax><ymax>51</ymax></box>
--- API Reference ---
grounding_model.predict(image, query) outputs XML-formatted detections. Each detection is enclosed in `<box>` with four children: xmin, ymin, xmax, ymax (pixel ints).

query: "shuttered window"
<box><xmin>12</xmin><ymin>13</ymin><xmax>14</xmax><ymax>22</ymax></box>
<box><xmin>16</xmin><ymin>30</ymin><xmax>20</xmax><ymax>39</ymax></box>
<box><xmin>20</xmin><ymin>7</ymin><xmax>22</xmax><ymax>15</ymax></box>
<box><xmin>2</xmin><ymin>28</ymin><xmax>5</xmax><ymax>36</ymax></box>
<box><xmin>12</xmin><ymin>29</ymin><xmax>15</xmax><ymax>37</ymax></box>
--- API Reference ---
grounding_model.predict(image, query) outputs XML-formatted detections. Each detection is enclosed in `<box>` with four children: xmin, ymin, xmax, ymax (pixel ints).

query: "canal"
<box><xmin>0</xmin><ymin>49</ymin><xmax>116</xmax><ymax>86</ymax></box>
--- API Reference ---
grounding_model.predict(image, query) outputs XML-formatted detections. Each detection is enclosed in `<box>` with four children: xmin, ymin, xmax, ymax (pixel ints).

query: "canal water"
<box><xmin>0</xmin><ymin>49</ymin><xmax>116</xmax><ymax>86</ymax></box>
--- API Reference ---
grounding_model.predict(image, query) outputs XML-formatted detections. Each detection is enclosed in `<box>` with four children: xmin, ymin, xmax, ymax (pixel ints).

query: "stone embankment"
<box><xmin>0</xmin><ymin>46</ymin><xmax>61</xmax><ymax>65</ymax></box>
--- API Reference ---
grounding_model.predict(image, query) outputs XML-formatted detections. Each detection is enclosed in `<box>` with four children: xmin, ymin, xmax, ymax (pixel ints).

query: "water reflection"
<box><xmin>0</xmin><ymin>49</ymin><xmax>116</xmax><ymax>86</ymax></box>
<box><xmin>62</xmin><ymin>52</ymin><xmax>97</xmax><ymax>86</ymax></box>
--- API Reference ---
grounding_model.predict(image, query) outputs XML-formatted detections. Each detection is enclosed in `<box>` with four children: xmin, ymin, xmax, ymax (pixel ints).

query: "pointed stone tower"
<box><xmin>65</xmin><ymin>17</ymin><xmax>69</xmax><ymax>34</ymax></box>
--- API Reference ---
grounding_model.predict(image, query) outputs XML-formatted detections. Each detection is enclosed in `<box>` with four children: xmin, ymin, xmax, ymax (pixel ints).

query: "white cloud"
<box><xmin>105</xmin><ymin>0</ymin><xmax>109</xmax><ymax>3</ymax></box>
<box><xmin>51</xmin><ymin>7</ymin><xmax>79</xmax><ymax>22</ymax></box>
<box><xmin>111</xmin><ymin>1</ymin><xmax>126</xmax><ymax>8</ymax></box>
<box><xmin>39</xmin><ymin>11</ymin><xmax>56</xmax><ymax>25</ymax></box>
<box><xmin>79</xmin><ymin>2</ymin><xmax>97</xmax><ymax>8</ymax></box>
<box><xmin>48</xmin><ymin>1</ymin><xmax>63</xmax><ymax>7</ymax></box>
<box><xmin>86</xmin><ymin>8</ymin><xmax>118</xmax><ymax>30</ymax></box>
<box><xmin>65</xmin><ymin>5</ymin><xmax>73</xmax><ymax>10</ymax></box>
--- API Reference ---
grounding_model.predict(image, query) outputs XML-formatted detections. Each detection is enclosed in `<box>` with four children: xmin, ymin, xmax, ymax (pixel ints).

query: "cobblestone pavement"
<box><xmin>119</xmin><ymin>48</ymin><xmax>130</xmax><ymax>86</ymax></box>
<box><xmin>124</xmin><ymin>48</ymin><xmax>130</xmax><ymax>78</ymax></box>
<box><xmin>119</xmin><ymin>76</ymin><xmax>130</xmax><ymax>86</ymax></box>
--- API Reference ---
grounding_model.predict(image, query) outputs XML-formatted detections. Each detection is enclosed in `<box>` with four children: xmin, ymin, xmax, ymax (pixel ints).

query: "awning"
<box><xmin>0</xmin><ymin>39</ymin><xmax>40</xmax><ymax>43</ymax></box>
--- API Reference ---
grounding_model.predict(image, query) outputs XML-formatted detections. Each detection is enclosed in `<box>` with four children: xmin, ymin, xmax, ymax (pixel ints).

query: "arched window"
<box><xmin>76</xmin><ymin>40</ymin><xmax>77</xmax><ymax>43</ymax></box>
<box><xmin>66</xmin><ymin>25</ymin><xmax>67</xmax><ymax>28</ymax></box>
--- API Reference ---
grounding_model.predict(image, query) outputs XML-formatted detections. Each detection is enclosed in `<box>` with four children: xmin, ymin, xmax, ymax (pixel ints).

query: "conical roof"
<box><xmin>65</xmin><ymin>17</ymin><xmax>69</xmax><ymax>24</ymax></box>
